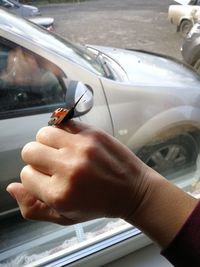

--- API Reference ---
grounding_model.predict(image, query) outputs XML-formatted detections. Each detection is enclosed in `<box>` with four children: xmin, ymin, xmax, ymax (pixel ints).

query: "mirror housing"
<box><xmin>65</xmin><ymin>80</ymin><xmax>93</xmax><ymax>118</ymax></box>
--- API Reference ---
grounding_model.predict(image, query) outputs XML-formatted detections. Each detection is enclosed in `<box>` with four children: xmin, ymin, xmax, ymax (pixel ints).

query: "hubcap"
<box><xmin>146</xmin><ymin>144</ymin><xmax>186</xmax><ymax>172</ymax></box>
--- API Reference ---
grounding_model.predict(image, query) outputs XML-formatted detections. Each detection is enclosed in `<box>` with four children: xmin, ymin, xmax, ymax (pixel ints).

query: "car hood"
<box><xmin>89</xmin><ymin>45</ymin><xmax>200</xmax><ymax>87</ymax></box>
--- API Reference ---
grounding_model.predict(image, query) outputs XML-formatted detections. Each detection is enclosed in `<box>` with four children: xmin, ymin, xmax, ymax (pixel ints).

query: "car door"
<box><xmin>0</xmin><ymin>38</ymin><xmax>71</xmax><ymax>215</ymax></box>
<box><xmin>0</xmin><ymin>34</ymin><xmax>114</xmax><ymax>216</ymax></box>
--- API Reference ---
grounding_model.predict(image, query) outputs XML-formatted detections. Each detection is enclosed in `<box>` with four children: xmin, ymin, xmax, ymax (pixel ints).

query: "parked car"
<box><xmin>29</xmin><ymin>17</ymin><xmax>55</xmax><ymax>31</ymax></box>
<box><xmin>181</xmin><ymin>21</ymin><xmax>200</xmax><ymax>73</ymax></box>
<box><xmin>0</xmin><ymin>0</ymin><xmax>54</xmax><ymax>31</ymax></box>
<box><xmin>0</xmin><ymin>0</ymin><xmax>40</xmax><ymax>17</ymax></box>
<box><xmin>1</xmin><ymin>9</ymin><xmax>200</xmax><ymax>217</ymax></box>
<box><xmin>168</xmin><ymin>4</ymin><xmax>200</xmax><ymax>36</ymax></box>
<box><xmin>189</xmin><ymin>0</ymin><xmax>200</xmax><ymax>4</ymax></box>
<box><xmin>174</xmin><ymin>0</ymin><xmax>200</xmax><ymax>5</ymax></box>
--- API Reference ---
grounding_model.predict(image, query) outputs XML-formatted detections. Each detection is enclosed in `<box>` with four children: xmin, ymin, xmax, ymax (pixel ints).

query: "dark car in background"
<box><xmin>182</xmin><ymin>21</ymin><xmax>200</xmax><ymax>73</ymax></box>
<box><xmin>189</xmin><ymin>0</ymin><xmax>200</xmax><ymax>4</ymax></box>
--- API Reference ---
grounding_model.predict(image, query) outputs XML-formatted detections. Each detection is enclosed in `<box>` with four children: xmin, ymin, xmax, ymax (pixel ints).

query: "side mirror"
<box><xmin>65</xmin><ymin>80</ymin><xmax>93</xmax><ymax>118</ymax></box>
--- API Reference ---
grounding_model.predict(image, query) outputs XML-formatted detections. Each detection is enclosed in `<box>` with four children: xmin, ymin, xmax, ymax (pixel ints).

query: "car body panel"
<box><xmin>100</xmin><ymin>76</ymin><xmax>200</xmax><ymax>147</ymax></box>
<box><xmin>88</xmin><ymin>45</ymin><xmax>200</xmax><ymax>87</ymax></box>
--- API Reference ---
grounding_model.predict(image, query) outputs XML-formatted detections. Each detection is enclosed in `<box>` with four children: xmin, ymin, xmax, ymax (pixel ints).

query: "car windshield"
<box><xmin>0</xmin><ymin>11</ymin><xmax>107</xmax><ymax>77</ymax></box>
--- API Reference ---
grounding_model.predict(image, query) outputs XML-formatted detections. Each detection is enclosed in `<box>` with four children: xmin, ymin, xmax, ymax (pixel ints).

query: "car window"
<box><xmin>0</xmin><ymin>39</ymin><xmax>66</xmax><ymax>117</ymax></box>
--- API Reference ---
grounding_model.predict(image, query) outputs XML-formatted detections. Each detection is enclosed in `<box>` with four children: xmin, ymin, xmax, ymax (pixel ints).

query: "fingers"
<box><xmin>6</xmin><ymin>183</ymin><xmax>76</xmax><ymax>225</ymax></box>
<box><xmin>59</xmin><ymin>120</ymin><xmax>93</xmax><ymax>134</ymax></box>
<box><xmin>20</xmin><ymin>165</ymin><xmax>50</xmax><ymax>201</ymax></box>
<box><xmin>21</xmin><ymin>141</ymin><xmax>58</xmax><ymax>175</ymax></box>
<box><xmin>36</xmin><ymin>126</ymin><xmax>71</xmax><ymax>149</ymax></box>
<box><xmin>36</xmin><ymin>120</ymin><xmax>93</xmax><ymax>149</ymax></box>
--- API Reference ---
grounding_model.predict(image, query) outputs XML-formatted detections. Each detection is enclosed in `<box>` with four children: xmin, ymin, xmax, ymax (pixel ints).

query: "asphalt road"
<box><xmin>40</xmin><ymin>0</ymin><xmax>182</xmax><ymax>59</ymax></box>
<box><xmin>0</xmin><ymin>0</ymin><xmax>184</xmax><ymax>265</ymax></box>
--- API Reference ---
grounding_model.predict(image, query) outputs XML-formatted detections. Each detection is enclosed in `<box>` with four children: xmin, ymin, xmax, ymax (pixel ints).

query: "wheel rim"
<box><xmin>180</xmin><ymin>21</ymin><xmax>192</xmax><ymax>37</ymax></box>
<box><xmin>145</xmin><ymin>144</ymin><xmax>187</xmax><ymax>172</ymax></box>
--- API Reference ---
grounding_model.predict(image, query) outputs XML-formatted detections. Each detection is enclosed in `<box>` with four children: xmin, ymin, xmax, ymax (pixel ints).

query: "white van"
<box><xmin>0</xmin><ymin>0</ymin><xmax>41</xmax><ymax>17</ymax></box>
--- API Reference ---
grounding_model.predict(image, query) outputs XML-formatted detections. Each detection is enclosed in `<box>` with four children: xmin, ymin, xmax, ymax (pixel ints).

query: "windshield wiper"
<box><xmin>96</xmin><ymin>52</ymin><xmax>115</xmax><ymax>80</ymax></box>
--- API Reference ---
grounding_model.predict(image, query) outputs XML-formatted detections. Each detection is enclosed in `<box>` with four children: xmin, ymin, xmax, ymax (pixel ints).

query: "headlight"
<box><xmin>32</xmin><ymin>9</ymin><xmax>40</xmax><ymax>15</ymax></box>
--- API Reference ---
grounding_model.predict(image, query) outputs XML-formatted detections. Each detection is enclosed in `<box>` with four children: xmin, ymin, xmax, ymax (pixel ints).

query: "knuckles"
<box><xmin>36</xmin><ymin>126</ymin><xmax>53</xmax><ymax>143</ymax></box>
<box><xmin>20</xmin><ymin>165</ymin><xmax>29</xmax><ymax>179</ymax></box>
<box><xmin>79</xmin><ymin>128</ymin><xmax>105</xmax><ymax>156</ymax></box>
<box><xmin>21</xmin><ymin>141</ymin><xmax>38</xmax><ymax>162</ymax></box>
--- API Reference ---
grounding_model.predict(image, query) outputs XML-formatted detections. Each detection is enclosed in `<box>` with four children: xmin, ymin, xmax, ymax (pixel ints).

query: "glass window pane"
<box><xmin>0</xmin><ymin>43</ymin><xmax>66</xmax><ymax>114</ymax></box>
<box><xmin>1</xmin><ymin>1</ymin><xmax>200</xmax><ymax>266</ymax></box>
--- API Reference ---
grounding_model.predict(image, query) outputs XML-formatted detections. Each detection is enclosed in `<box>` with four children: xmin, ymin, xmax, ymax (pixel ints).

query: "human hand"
<box><xmin>7</xmin><ymin>120</ymin><xmax>198</xmax><ymax>248</ymax></box>
<box><xmin>6</xmin><ymin>120</ymin><xmax>152</xmax><ymax>225</ymax></box>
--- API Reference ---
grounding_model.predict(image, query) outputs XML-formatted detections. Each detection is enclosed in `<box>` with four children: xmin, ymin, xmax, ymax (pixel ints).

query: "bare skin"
<box><xmin>6</xmin><ymin>120</ymin><xmax>198</xmax><ymax>249</ymax></box>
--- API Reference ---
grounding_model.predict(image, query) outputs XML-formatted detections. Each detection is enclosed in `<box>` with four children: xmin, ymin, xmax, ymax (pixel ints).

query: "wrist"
<box><xmin>125</xmin><ymin>168</ymin><xmax>198</xmax><ymax>248</ymax></box>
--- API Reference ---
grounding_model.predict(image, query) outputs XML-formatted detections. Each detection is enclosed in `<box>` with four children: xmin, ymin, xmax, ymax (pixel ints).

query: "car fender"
<box><xmin>127</xmin><ymin>105</ymin><xmax>200</xmax><ymax>151</ymax></box>
<box><xmin>168</xmin><ymin>5</ymin><xmax>195</xmax><ymax>26</ymax></box>
<box><xmin>178</xmin><ymin>15</ymin><xmax>194</xmax><ymax>30</ymax></box>
<box><xmin>178</xmin><ymin>9</ymin><xmax>200</xmax><ymax>28</ymax></box>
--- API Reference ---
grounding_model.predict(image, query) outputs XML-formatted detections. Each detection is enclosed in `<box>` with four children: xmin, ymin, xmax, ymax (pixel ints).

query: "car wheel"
<box><xmin>193</xmin><ymin>58</ymin><xmax>200</xmax><ymax>74</ymax></box>
<box><xmin>180</xmin><ymin>20</ymin><xmax>193</xmax><ymax>37</ymax></box>
<box><xmin>136</xmin><ymin>134</ymin><xmax>199</xmax><ymax>176</ymax></box>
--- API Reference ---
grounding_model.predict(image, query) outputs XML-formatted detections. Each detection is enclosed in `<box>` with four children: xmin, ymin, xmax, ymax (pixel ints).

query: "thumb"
<box><xmin>6</xmin><ymin>183</ymin><xmax>75</xmax><ymax>224</ymax></box>
<box><xmin>6</xmin><ymin>182</ymin><xmax>37</xmax><ymax>207</ymax></box>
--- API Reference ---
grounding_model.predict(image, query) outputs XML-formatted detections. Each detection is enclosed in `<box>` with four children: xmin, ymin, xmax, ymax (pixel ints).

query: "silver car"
<box><xmin>0</xmin><ymin>0</ymin><xmax>40</xmax><ymax>17</ymax></box>
<box><xmin>1</xmin><ymin>9</ymin><xmax>200</xmax><ymax>217</ymax></box>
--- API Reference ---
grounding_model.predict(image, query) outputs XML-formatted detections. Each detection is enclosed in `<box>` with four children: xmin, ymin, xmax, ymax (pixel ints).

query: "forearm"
<box><xmin>126</xmin><ymin>168</ymin><xmax>198</xmax><ymax>249</ymax></box>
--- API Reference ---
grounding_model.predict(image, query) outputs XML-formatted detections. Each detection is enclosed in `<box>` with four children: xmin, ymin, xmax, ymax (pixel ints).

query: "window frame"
<box><xmin>0</xmin><ymin>37</ymin><xmax>67</xmax><ymax>120</ymax></box>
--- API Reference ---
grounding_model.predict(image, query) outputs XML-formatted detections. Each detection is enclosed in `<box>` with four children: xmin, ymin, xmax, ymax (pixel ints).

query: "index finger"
<box><xmin>21</xmin><ymin>141</ymin><xmax>58</xmax><ymax>175</ymax></box>
<box><xmin>36</xmin><ymin>120</ymin><xmax>93</xmax><ymax>148</ymax></box>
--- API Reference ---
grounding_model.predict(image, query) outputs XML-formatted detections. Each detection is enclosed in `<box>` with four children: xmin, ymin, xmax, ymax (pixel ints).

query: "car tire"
<box><xmin>180</xmin><ymin>20</ymin><xmax>193</xmax><ymax>37</ymax></box>
<box><xmin>193</xmin><ymin>58</ymin><xmax>200</xmax><ymax>74</ymax></box>
<box><xmin>136</xmin><ymin>134</ymin><xmax>199</xmax><ymax>176</ymax></box>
